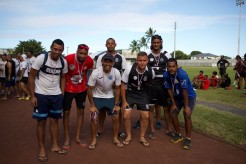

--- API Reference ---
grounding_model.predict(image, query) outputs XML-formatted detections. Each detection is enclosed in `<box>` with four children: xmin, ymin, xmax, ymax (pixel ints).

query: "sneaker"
<box><xmin>182</xmin><ymin>138</ymin><xmax>191</xmax><ymax>150</ymax></box>
<box><xmin>155</xmin><ymin>121</ymin><xmax>162</xmax><ymax>130</ymax></box>
<box><xmin>170</xmin><ymin>133</ymin><xmax>183</xmax><ymax>143</ymax></box>
<box><xmin>133</xmin><ymin>120</ymin><xmax>140</xmax><ymax>129</ymax></box>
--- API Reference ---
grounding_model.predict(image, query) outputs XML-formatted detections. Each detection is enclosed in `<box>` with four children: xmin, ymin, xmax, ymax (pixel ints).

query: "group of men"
<box><xmin>0</xmin><ymin>51</ymin><xmax>35</xmax><ymax>100</ymax></box>
<box><xmin>23</xmin><ymin>36</ymin><xmax>196</xmax><ymax>162</ymax></box>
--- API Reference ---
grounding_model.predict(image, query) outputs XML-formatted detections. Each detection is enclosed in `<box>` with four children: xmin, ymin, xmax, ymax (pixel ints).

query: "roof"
<box><xmin>193</xmin><ymin>53</ymin><xmax>218</xmax><ymax>57</ymax></box>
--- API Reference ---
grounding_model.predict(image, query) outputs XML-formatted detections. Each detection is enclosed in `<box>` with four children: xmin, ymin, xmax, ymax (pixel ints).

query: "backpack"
<box><xmin>37</xmin><ymin>52</ymin><xmax>65</xmax><ymax>79</ymax></box>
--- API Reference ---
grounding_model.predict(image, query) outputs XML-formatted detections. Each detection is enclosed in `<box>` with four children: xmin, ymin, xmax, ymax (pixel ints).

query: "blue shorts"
<box><xmin>175</xmin><ymin>97</ymin><xmax>196</xmax><ymax>113</ymax></box>
<box><xmin>32</xmin><ymin>93</ymin><xmax>64</xmax><ymax>120</ymax></box>
<box><xmin>93</xmin><ymin>97</ymin><xmax>117</xmax><ymax>115</ymax></box>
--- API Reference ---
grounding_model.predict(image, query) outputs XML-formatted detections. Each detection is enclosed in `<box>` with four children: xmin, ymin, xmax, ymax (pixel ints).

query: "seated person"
<box><xmin>219</xmin><ymin>73</ymin><xmax>231</xmax><ymax>89</ymax></box>
<box><xmin>209</xmin><ymin>71</ymin><xmax>219</xmax><ymax>88</ymax></box>
<box><xmin>201</xmin><ymin>75</ymin><xmax>210</xmax><ymax>90</ymax></box>
<box><xmin>192</xmin><ymin>70</ymin><xmax>204</xmax><ymax>89</ymax></box>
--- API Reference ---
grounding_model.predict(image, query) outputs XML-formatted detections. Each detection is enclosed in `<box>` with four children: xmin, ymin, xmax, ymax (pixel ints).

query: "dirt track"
<box><xmin>0</xmin><ymin>98</ymin><xmax>246</xmax><ymax>164</ymax></box>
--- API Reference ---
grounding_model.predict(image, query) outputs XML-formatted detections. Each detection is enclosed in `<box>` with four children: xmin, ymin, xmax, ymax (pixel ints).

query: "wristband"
<box><xmin>115</xmin><ymin>102</ymin><xmax>120</xmax><ymax>106</ymax></box>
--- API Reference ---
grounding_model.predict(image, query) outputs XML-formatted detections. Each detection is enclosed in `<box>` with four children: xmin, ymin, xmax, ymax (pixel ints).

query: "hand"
<box><xmin>170</xmin><ymin>104</ymin><xmax>178</xmax><ymax>112</ymax></box>
<box><xmin>121</xmin><ymin>102</ymin><xmax>129</xmax><ymax>110</ymax></box>
<box><xmin>31</xmin><ymin>96</ymin><xmax>38</xmax><ymax>107</ymax></box>
<box><xmin>112</xmin><ymin>105</ymin><xmax>120</xmax><ymax>114</ymax></box>
<box><xmin>90</xmin><ymin>106</ymin><xmax>97</xmax><ymax>113</ymax></box>
<box><xmin>184</xmin><ymin>106</ymin><xmax>192</xmax><ymax>117</ymax></box>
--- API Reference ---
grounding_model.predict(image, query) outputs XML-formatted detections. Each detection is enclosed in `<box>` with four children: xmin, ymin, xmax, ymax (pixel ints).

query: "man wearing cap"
<box><xmin>147</xmin><ymin>35</ymin><xmax>173</xmax><ymax>139</ymax></box>
<box><xmin>62</xmin><ymin>44</ymin><xmax>93</xmax><ymax>149</ymax></box>
<box><xmin>95</xmin><ymin>38</ymin><xmax>127</xmax><ymax>138</ymax></box>
<box><xmin>87</xmin><ymin>53</ymin><xmax>123</xmax><ymax>150</ymax></box>
<box><xmin>19</xmin><ymin>54</ymin><xmax>31</xmax><ymax>100</ymax></box>
<box><xmin>217</xmin><ymin>55</ymin><xmax>230</xmax><ymax>78</ymax></box>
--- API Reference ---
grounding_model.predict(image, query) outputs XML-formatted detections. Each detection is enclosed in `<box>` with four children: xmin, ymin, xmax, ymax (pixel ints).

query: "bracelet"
<box><xmin>115</xmin><ymin>102</ymin><xmax>120</xmax><ymax>106</ymax></box>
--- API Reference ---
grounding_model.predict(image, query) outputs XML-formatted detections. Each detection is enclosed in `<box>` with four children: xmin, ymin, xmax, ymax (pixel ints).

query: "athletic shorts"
<box><xmin>219</xmin><ymin>69</ymin><xmax>226</xmax><ymax>76</ymax></box>
<box><xmin>148</xmin><ymin>84</ymin><xmax>169</xmax><ymax>106</ymax></box>
<box><xmin>63</xmin><ymin>91</ymin><xmax>87</xmax><ymax>111</ymax></box>
<box><xmin>20</xmin><ymin>77</ymin><xmax>28</xmax><ymax>84</ymax></box>
<box><xmin>15</xmin><ymin>76</ymin><xmax>20</xmax><ymax>82</ymax></box>
<box><xmin>175</xmin><ymin>97</ymin><xmax>196</xmax><ymax>113</ymax></box>
<box><xmin>32</xmin><ymin>93</ymin><xmax>64</xmax><ymax>120</ymax></box>
<box><xmin>126</xmin><ymin>90</ymin><xmax>150</xmax><ymax>111</ymax></box>
<box><xmin>4</xmin><ymin>77</ymin><xmax>15</xmax><ymax>87</ymax></box>
<box><xmin>93</xmin><ymin>97</ymin><xmax>117</xmax><ymax>115</ymax></box>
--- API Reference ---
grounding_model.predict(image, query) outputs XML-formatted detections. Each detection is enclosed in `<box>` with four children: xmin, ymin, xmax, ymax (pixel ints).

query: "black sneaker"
<box><xmin>182</xmin><ymin>138</ymin><xmax>191</xmax><ymax>150</ymax></box>
<box><xmin>170</xmin><ymin>133</ymin><xmax>183</xmax><ymax>143</ymax></box>
<box><xmin>155</xmin><ymin>121</ymin><xmax>162</xmax><ymax>130</ymax></box>
<box><xmin>133</xmin><ymin>120</ymin><xmax>140</xmax><ymax>129</ymax></box>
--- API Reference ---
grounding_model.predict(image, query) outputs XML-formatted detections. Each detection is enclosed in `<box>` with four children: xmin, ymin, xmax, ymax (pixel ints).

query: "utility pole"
<box><xmin>66</xmin><ymin>47</ymin><xmax>69</xmax><ymax>55</ymax></box>
<box><xmin>236</xmin><ymin>0</ymin><xmax>244</xmax><ymax>56</ymax></box>
<box><xmin>174</xmin><ymin>21</ymin><xmax>177</xmax><ymax>58</ymax></box>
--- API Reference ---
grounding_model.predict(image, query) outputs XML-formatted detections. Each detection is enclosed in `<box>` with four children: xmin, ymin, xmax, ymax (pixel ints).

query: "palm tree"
<box><xmin>139</xmin><ymin>37</ymin><xmax>148</xmax><ymax>51</ymax></box>
<box><xmin>129</xmin><ymin>40</ymin><xmax>141</xmax><ymax>54</ymax></box>
<box><xmin>145</xmin><ymin>27</ymin><xmax>156</xmax><ymax>43</ymax></box>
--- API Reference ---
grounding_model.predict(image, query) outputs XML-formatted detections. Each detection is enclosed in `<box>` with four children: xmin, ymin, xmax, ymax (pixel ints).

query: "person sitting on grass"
<box><xmin>192</xmin><ymin>70</ymin><xmax>204</xmax><ymax>89</ymax></box>
<box><xmin>219</xmin><ymin>73</ymin><xmax>231</xmax><ymax>89</ymax></box>
<box><xmin>201</xmin><ymin>75</ymin><xmax>210</xmax><ymax>90</ymax></box>
<box><xmin>209</xmin><ymin>71</ymin><xmax>219</xmax><ymax>88</ymax></box>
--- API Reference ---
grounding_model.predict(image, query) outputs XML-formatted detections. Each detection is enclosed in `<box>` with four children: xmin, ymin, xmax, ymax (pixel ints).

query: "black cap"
<box><xmin>102</xmin><ymin>53</ymin><xmax>114</xmax><ymax>61</ymax></box>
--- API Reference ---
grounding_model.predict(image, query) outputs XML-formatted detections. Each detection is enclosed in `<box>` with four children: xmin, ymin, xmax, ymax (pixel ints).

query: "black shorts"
<box><xmin>20</xmin><ymin>77</ymin><xmax>28</xmax><ymax>84</ymax></box>
<box><xmin>219</xmin><ymin>69</ymin><xmax>226</xmax><ymax>76</ymax></box>
<box><xmin>148</xmin><ymin>85</ymin><xmax>169</xmax><ymax>106</ymax></box>
<box><xmin>126</xmin><ymin>89</ymin><xmax>150</xmax><ymax>111</ymax></box>
<box><xmin>63</xmin><ymin>91</ymin><xmax>87</xmax><ymax>111</ymax></box>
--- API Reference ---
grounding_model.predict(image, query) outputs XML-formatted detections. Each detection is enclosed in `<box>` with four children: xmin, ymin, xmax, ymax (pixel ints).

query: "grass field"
<box><xmin>171</xmin><ymin>66</ymin><xmax>246</xmax><ymax>146</ymax></box>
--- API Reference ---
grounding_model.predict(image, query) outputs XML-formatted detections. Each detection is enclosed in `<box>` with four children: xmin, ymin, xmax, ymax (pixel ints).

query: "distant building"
<box><xmin>191</xmin><ymin>53</ymin><xmax>219</xmax><ymax>60</ymax></box>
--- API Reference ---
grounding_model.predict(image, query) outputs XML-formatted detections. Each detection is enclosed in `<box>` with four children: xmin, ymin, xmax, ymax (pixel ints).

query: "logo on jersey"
<box><xmin>133</xmin><ymin>76</ymin><xmax>137</xmax><ymax>80</ymax></box>
<box><xmin>69</xmin><ymin>64</ymin><xmax>75</xmax><ymax>70</ymax></box>
<box><xmin>108</xmin><ymin>75</ymin><xmax>113</xmax><ymax>80</ymax></box>
<box><xmin>115</xmin><ymin>58</ymin><xmax>119</xmax><ymax>62</ymax></box>
<box><xmin>160</xmin><ymin>58</ymin><xmax>164</xmax><ymax>61</ymax></box>
<box><xmin>143</xmin><ymin>76</ymin><xmax>147</xmax><ymax>81</ymax></box>
<box><xmin>181</xmin><ymin>80</ymin><xmax>186</xmax><ymax>85</ymax></box>
<box><xmin>150</xmin><ymin>58</ymin><xmax>154</xmax><ymax>62</ymax></box>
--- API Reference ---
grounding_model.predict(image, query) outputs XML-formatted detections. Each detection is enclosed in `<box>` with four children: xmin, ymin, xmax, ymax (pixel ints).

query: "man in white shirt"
<box><xmin>18</xmin><ymin>54</ymin><xmax>31</xmax><ymax>100</ymax></box>
<box><xmin>28</xmin><ymin>39</ymin><xmax>68</xmax><ymax>162</ymax></box>
<box><xmin>87</xmin><ymin>53</ymin><xmax>123</xmax><ymax>150</ymax></box>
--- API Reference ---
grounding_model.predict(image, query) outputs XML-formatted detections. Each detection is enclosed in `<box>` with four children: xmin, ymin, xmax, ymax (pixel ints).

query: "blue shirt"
<box><xmin>163</xmin><ymin>68</ymin><xmax>196</xmax><ymax>99</ymax></box>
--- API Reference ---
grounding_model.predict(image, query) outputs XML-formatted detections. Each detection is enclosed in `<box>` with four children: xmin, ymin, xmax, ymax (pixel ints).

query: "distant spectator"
<box><xmin>233</xmin><ymin>55</ymin><xmax>246</xmax><ymax>90</ymax></box>
<box><xmin>192</xmin><ymin>70</ymin><xmax>204</xmax><ymax>89</ymax></box>
<box><xmin>0</xmin><ymin>54</ymin><xmax>7</xmax><ymax>96</ymax></box>
<box><xmin>217</xmin><ymin>55</ymin><xmax>230</xmax><ymax>77</ymax></box>
<box><xmin>201</xmin><ymin>75</ymin><xmax>210</xmax><ymax>90</ymax></box>
<box><xmin>243</xmin><ymin>53</ymin><xmax>246</xmax><ymax>90</ymax></box>
<box><xmin>209</xmin><ymin>71</ymin><xmax>219</xmax><ymax>88</ymax></box>
<box><xmin>220</xmin><ymin>73</ymin><xmax>231</xmax><ymax>89</ymax></box>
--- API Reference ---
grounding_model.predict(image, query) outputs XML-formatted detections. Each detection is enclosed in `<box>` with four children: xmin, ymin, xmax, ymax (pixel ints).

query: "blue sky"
<box><xmin>0</xmin><ymin>0</ymin><xmax>245</xmax><ymax>58</ymax></box>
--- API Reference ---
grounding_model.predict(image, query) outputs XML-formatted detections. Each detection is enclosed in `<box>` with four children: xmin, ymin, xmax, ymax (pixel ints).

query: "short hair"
<box><xmin>51</xmin><ymin>39</ymin><xmax>64</xmax><ymax>47</ymax></box>
<box><xmin>106</xmin><ymin>38</ymin><xmax>115</xmax><ymax>43</ymax></box>
<box><xmin>150</xmin><ymin>35</ymin><xmax>163</xmax><ymax>50</ymax></box>
<box><xmin>137</xmin><ymin>51</ymin><xmax>148</xmax><ymax>57</ymax></box>
<box><xmin>200</xmin><ymin>70</ymin><xmax>203</xmax><ymax>74</ymax></box>
<box><xmin>167</xmin><ymin>58</ymin><xmax>178</xmax><ymax>65</ymax></box>
<box><xmin>213</xmin><ymin>71</ymin><xmax>217</xmax><ymax>75</ymax></box>
<box><xmin>28</xmin><ymin>50</ymin><xmax>33</xmax><ymax>55</ymax></box>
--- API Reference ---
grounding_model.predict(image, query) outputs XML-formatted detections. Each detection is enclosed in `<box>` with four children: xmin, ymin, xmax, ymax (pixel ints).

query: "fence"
<box><xmin>177</xmin><ymin>59</ymin><xmax>236</xmax><ymax>67</ymax></box>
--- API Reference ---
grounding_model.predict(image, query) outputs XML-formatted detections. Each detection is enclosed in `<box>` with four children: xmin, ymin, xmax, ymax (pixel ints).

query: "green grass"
<box><xmin>162</xmin><ymin>66</ymin><xmax>246</xmax><ymax>146</ymax></box>
<box><xmin>178</xmin><ymin>104</ymin><xmax>246</xmax><ymax>145</ymax></box>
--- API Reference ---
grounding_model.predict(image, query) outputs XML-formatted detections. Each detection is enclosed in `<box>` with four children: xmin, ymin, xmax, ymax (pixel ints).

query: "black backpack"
<box><xmin>37</xmin><ymin>52</ymin><xmax>65</xmax><ymax>79</ymax></box>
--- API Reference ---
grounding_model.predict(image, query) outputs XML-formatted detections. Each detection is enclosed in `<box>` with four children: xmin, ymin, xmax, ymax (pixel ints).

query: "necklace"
<box><xmin>171</xmin><ymin>74</ymin><xmax>177</xmax><ymax>95</ymax></box>
<box><xmin>75</xmin><ymin>57</ymin><xmax>84</xmax><ymax>83</ymax></box>
<box><xmin>136</xmin><ymin>67</ymin><xmax>146</xmax><ymax>90</ymax></box>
